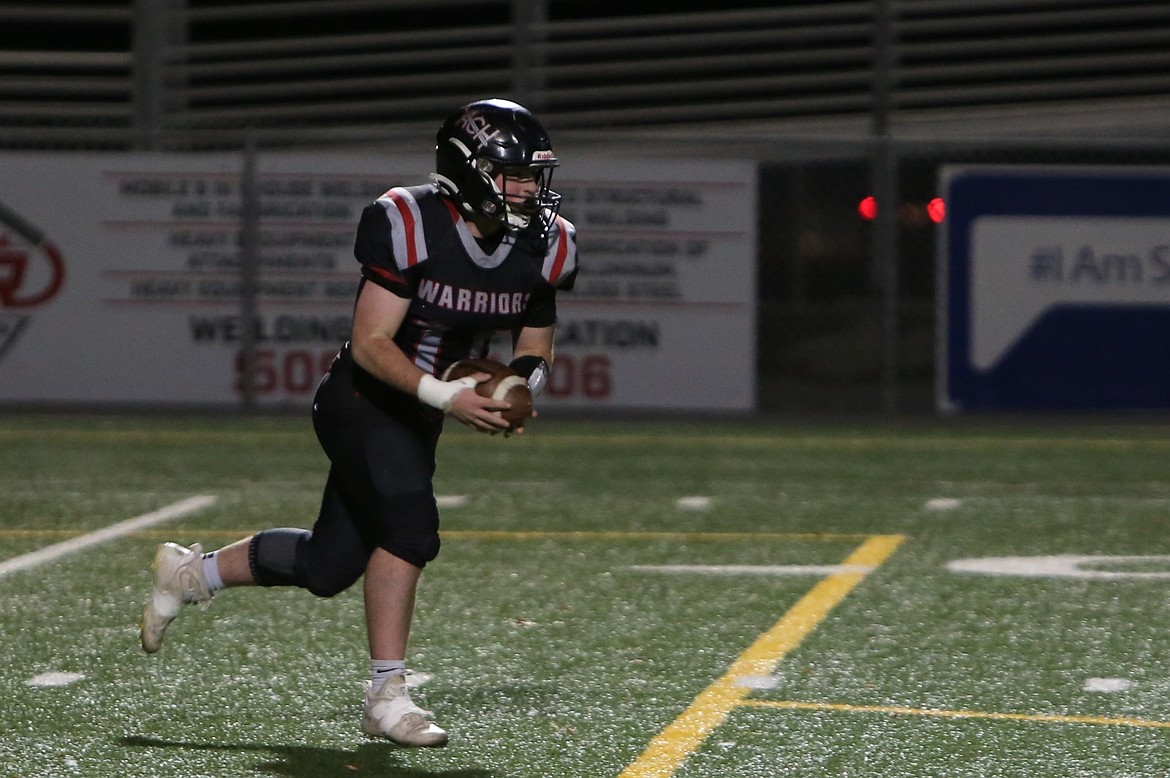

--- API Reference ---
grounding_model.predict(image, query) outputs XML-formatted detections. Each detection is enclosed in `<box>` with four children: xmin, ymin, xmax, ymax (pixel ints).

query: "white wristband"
<box><xmin>417</xmin><ymin>374</ymin><xmax>477</xmax><ymax>412</ymax></box>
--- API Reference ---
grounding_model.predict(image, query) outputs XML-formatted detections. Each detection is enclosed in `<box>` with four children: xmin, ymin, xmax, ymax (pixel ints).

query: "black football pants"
<box><xmin>248</xmin><ymin>347</ymin><xmax>444</xmax><ymax>595</ymax></box>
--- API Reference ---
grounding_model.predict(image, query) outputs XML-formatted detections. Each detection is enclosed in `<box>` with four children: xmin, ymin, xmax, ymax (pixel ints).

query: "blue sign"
<box><xmin>940</xmin><ymin>167</ymin><xmax>1170</xmax><ymax>410</ymax></box>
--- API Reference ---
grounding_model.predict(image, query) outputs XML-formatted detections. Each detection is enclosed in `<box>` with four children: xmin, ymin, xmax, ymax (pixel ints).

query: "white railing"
<box><xmin>1</xmin><ymin>0</ymin><xmax>1169</xmax><ymax>148</ymax></box>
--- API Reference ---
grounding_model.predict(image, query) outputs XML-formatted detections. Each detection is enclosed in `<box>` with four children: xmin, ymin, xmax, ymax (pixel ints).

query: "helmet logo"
<box><xmin>456</xmin><ymin>109</ymin><xmax>501</xmax><ymax>151</ymax></box>
<box><xmin>532</xmin><ymin>150</ymin><xmax>555</xmax><ymax>162</ymax></box>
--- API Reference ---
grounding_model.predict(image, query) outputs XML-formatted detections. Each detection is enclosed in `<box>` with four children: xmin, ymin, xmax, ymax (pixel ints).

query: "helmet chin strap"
<box><xmin>480</xmin><ymin>175</ymin><xmax>536</xmax><ymax>231</ymax></box>
<box><xmin>464</xmin><ymin>209</ymin><xmax>507</xmax><ymax>241</ymax></box>
<box><xmin>431</xmin><ymin>168</ymin><xmax>546</xmax><ymax>235</ymax></box>
<box><xmin>504</xmin><ymin>208</ymin><xmax>533</xmax><ymax>230</ymax></box>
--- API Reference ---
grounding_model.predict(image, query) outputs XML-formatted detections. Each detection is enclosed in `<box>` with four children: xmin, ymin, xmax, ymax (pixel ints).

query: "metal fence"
<box><xmin>754</xmin><ymin>136</ymin><xmax>1170</xmax><ymax>413</ymax></box>
<box><xmin>4</xmin><ymin>0</ymin><xmax>1170</xmax><ymax>413</ymax></box>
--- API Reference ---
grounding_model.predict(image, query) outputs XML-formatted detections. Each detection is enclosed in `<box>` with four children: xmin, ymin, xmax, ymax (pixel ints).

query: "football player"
<box><xmin>139</xmin><ymin>98</ymin><xmax>578</xmax><ymax>747</ymax></box>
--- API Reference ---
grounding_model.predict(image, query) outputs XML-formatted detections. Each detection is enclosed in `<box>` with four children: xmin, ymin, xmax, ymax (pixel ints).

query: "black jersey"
<box><xmin>353</xmin><ymin>183</ymin><xmax>578</xmax><ymax>377</ymax></box>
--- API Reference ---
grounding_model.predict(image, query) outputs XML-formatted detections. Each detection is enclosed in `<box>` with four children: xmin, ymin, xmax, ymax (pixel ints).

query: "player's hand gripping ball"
<box><xmin>442</xmin><ymin>358</ymin><xmax>533</xmax><ymax>428</ymax></box>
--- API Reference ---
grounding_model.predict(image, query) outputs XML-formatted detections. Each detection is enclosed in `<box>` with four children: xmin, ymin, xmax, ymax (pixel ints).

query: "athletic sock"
<box><xmin>370</xmin><ymin>659</ymin><xmax>407</xmax><ymax>692</ymax></box>
<box><xmin>201</xmin><ymin>552</ymin><xmax>225</xmax><ymax>593</ymax></box>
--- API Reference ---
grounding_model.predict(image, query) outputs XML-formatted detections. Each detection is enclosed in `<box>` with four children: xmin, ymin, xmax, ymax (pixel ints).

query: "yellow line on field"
<box><xmin>442</xmin><ymin>530</ymin><xmax>876</xmax><ymax>542</ymax></box>
<box><xmin>514</xmin><ymin>433</ymin><xmax>1170</xmax><ymax>451</ymax></box>
<box><xmin>0</xmin><ymin>528</ymin><xmax>878</xmax><ymax>542</ymax></box>
<box><xmin>0</xmin><ymin>529</ymin><xmax>250</xmax><ymax>540</ymax></box>
<box><xmin>618</xmin><ymin>533</ymin><xmax>906</xmax><ymax>778</ymax></box>
<box><xmin>742</xmin><ymin>699</ymin><xmax>1170</xmax><ymax>730</ymax></box>
<box><xmin>0</xmin><ymin>496</ymin><xmax>217</xmax><ymax>579</ymax></box>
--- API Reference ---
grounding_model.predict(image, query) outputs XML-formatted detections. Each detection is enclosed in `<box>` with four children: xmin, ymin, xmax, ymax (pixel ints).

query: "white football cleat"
<box><xmin>140</xmin><ymin>542</ymin><xmax>213</xmax><ymax>653</ymax></box>
<box><xmin>361</xmin><ymin>674</ymin><xmax>449</xmax><ymax>747</ymax></box>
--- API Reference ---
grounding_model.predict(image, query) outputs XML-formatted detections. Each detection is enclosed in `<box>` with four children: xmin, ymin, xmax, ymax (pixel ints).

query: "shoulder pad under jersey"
<box><xmin>373</xmin><ymin>185</ymin><xmax>436</xmax><ymax>272</ymax></box>
<box><xmin>541</xmin><ymin>214</ymin><xmax>578</xmax><ymax>289</ymax></box>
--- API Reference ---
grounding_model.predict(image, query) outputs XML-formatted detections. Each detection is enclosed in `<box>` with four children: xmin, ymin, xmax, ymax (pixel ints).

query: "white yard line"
<box><xmin>26</xmin><ymin>671</ymin><xmax>86</xmax><ymax>688</ymax></box>
<box><xmin>0</xmin><ymin>495</ymin><xmax>217</xmax><ymax>579</ymax></box>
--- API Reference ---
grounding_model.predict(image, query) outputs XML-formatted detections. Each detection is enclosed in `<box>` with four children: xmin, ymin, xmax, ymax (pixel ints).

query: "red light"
<box><xmin>857</xmin><ymin>195</ymin><xmax>877</xmax><ymax>220</ymax></box>
<box><xmin>927</xmin><ymin>197</ymin><xmax>946</xmax><ymax>223</ymax></box>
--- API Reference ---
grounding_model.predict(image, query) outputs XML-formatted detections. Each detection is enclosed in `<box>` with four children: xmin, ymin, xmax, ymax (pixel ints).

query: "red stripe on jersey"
<box><xmin>443</xmin><ymin>198</ymin><xmax>462</xmax><ymax>223</ymax></box>
<box><xmin>388</xmin><ymin>189</ymin><xmax>421</xmax><ymax>267</ymax></box>
<box><xmin>547</xmin><ymin>215</ymin><xmax>569</xmax><ymax>285</ymax></box>
<box><xmin>364</xmin><ymin>263</ymin><xmax>405</xmax><ymax>285</ymax></box>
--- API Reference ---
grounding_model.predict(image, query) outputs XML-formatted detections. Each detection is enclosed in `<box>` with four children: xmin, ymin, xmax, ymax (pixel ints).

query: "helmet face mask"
<box><xmin>432</xmin><ymin>99</ymin><xmax>561</xmax><ymax>236</ymax></box>
<box><xmin>496</xmin><ymin>163</ymin><xmax>559</xmax><ymax>230</ymax></box>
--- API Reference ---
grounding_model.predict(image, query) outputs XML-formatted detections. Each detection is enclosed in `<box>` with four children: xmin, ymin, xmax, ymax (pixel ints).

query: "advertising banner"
<box><xmin>939</xmin><ymin>166</ymin><xmax>1170</xmax><ymax>410</ymax></box>
<box><xmin>0</xmin><ymin>153</ymin><xmax>756</xmax><ymax>411</ymax></box>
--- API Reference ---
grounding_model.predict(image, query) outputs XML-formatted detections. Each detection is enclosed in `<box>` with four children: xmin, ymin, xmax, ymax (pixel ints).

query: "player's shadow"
<box><xmin>120</xmin><ymin>735</ymin><xmax>498</xmax><ymax>778</ymax></box>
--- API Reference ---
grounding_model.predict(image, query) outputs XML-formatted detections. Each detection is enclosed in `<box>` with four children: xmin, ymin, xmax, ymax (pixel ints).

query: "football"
<box><xmin>442</xmin><ymin>358</ymin><xmax>533</xmax><ymax>427</ymax></box>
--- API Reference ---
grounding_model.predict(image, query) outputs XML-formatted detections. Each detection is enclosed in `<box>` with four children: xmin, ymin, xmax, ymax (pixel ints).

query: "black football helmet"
<box><xmin>431</xmin><ymin>98</ymin><xmax>561</xmax><ymax>235</ymax></box>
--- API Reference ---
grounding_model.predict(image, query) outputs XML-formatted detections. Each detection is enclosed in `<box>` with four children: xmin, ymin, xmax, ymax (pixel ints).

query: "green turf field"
<box><xmin>2</xmin><ymin>414</ymin><xmax>1170</xmax><ymax>777</ymax></box>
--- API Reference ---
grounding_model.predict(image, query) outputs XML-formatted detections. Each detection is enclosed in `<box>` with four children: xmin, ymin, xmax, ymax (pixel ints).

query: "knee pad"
<box><xmin>248</xmin><ymin>528</ymin><xmax>309</xmax><ymax>587</ymax></box>
<box><xmin>376</xmin><ymin>490</ymin><xmax>441</xmax><ymax>569</ymax></box>
<box><xmin>250</xmin><ymin>528</ymin><xmax>365</xmax><ymax>597</ymax></box>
